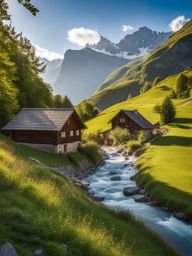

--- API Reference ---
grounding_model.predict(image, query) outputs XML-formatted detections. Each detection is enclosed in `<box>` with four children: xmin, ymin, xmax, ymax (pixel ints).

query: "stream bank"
<box><xmin>83</xmin><ymin>147</ymin><xmax>192</xmax><ymax>256</ymax></box>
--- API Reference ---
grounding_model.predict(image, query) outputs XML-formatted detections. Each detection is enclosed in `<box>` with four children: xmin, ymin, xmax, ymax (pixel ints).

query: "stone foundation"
<box><xmin>57</xmin><ymin>141</ymin><xmax>81</xmax><ymax>153</ymax></box>
<box><xmin>20</xmin><ymin>142</ymin><xmax>81</xmax><ymax>154</ymax></box>
<box><xmin>19</xmin><ymin>143</ymin><xmax>57</xmax><ymax>153</ymax></box>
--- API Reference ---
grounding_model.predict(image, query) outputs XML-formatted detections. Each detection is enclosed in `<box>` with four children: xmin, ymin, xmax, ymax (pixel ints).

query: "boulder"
<box><xmin>123</xmin><ymin>186</ymin><xmax>140</xmax><ymax>196</ymax></box>
<box><xmin>34</xmin><ymin>249</ymin><xmax>44</xmax><ymax>255</ymax></box>
<box><xmin>0</xmin><ymin>243</ymin><xmax>17</xmax><ymax>256</ymax></box>
<box><xmin>111</xmin><ymin>176</ymin><xmax>121</xmax><ymax>181</ymax></box>
<box><xmin>174</xmin><ymin>212</ymin><xmax>185</xmax><ymax>220</ymax></box>
<box><xmin>130</xmin><ymin>174</ymin><xmax>137</xmax><ymax>181</ymax></box>
<box><xmin>80</xmin><ymin>181</ymin><xmax>89</xmax><ymax>190</ymax></box>
<box><xmin>123</xmin><ymin>163</ymin><xmax>129</xmax><ymax>167</ymax></box>
<box><xmin>109</xmin><ymin>171</ymin><xmax>118</xmax><ymax>175</ymax></box>
<box><xmin>93</xmin><ymin>196</ymin><xmax>105</xmax><ymax>201</ymax></box>
<box><xmin>138</xmin><ymin>189</ymin><xmax>145</xmax><ymax>195</ymax></box>
<box><xmin>132</xmin><ymin>195</ymin><xmax>148</xmax><ymax>202</ymax></box>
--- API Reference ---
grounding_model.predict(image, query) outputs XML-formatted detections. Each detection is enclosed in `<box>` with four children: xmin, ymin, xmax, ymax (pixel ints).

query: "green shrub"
<box><xmin>79</xmin><ymin>144</ymin><xmax>101</xmax><ymax>164</ymax></box>
<box><xmin>127</xmin><ymin>141</ymin><xmax>141</xmax><ymax>154</ymax></box>
<box><xmin>176</xmin><ymin>73</ymin><xmax>190</xmax><ymax>98</ymax></box>
<box><xmin>84</xmin><ymin>130</ymin><xmax>103</xmax><ymax>145</ymax></box>
<box><xmin>138</xmin><ymin>131</ymin><xmax>145</xmax><ymax>145</ymax></box>
<box><xmin>160</xmin><ymin>96</ymin><xmax>176</xmax><ymax>124</ymax></box>
<box><xmin>142</xmin><ymin>82</ymin><xmax>152</xmax><ymax>93</ymax></box>
<box><xmin>153</xmin><ymin>76</ymin><xmax>161</xmax><ymax>86</ymax></box>
<box><xmin>153</xmin><ymin>104</ymin><xmax>161</xmax><ymax>114</ymax></box>
<box><xmin>170</xmin><ymin>89</ymin><xmax>177</xmax><ymax>99</ymax></box>
<box><xmin>109</xmin><ymin>128</ymin><xmax>130</xmax><ymax>146</ymax></box>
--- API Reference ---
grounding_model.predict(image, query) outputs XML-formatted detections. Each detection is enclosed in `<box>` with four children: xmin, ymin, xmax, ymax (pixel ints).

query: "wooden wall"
<box><xmin>112</xmin><ymin>111</ymin><xmax>141</xmax><ymax>133</ymax></box>
<box><xmin>11</xmin><ymin>130</ymin><xmax>57</xmax><ymax>145</ymax></box>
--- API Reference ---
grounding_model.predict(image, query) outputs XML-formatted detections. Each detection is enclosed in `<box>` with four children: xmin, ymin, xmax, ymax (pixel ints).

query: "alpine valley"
<box><xmin>41</xmin><ymin>27</ymin><xmax>171</xmax><ymax>103</ymax></box>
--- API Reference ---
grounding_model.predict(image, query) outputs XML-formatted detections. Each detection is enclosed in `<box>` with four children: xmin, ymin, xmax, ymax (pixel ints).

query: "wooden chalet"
<box><xmin>102</xmin><ymin>109</ymin><xmax>155</xmax><ymax>146</ymax></box>
<box><xmin>3</xmin><ymin>108</ymin><xmax>86</xmax><ymax>153</ymax></box>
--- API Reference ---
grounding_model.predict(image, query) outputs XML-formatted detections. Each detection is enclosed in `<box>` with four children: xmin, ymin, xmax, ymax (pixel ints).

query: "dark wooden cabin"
<box><xmin>3</xmin><ymin>108</ymin><xmax>86</xmax><ymax>153</ymax></box>
<box><xmin>102</xmin><ymin>109</ymin><xmax>155</xmax><ymax>145</ymax></box>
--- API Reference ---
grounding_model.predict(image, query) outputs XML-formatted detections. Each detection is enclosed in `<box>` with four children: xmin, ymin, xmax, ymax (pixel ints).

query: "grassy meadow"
<box><xmin>137</xmin><ymin>102</ymin><xmax>192</xmax><ymax>218</ymax></box>
<box><xmin>0</xmin><ymin>135</ymin><xmax>178</xmax><ymax>256</ymax></box>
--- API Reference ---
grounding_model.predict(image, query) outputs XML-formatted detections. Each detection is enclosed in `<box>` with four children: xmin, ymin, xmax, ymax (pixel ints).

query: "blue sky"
<box><xmin>7</xmin><ymin>0</ymin><xmax>192</xmax><ymax>60</ymax></box>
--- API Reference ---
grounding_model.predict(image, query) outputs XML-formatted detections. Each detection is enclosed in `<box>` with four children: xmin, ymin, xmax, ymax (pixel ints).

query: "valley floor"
<box><xmin>0</xmin><ymin>135</ymin><xmax>177</xmax><ymax>256</ymax></box>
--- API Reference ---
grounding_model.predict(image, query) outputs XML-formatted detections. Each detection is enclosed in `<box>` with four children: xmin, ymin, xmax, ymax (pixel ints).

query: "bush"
<box><xmin>142</xmin><ymin>82</ymin><xmax>152</xmax><ymax>93</ymax></box>
<box><xmin>127</xmin><ymin>141</ymin><xmax>141</xmax><ymax>154</ymax></box>
<box><xmin>170</xmin><ymin>89</ymin><xmax>177</xmax><ymax>99</ymax></box>
<box><xmin>160</xmin><ymin>96</ymin><xmax>176</xmax><ymax>124</ymax></box>
<box><xmin>153</xmin><ymin>104</ymin><xmax>161</xmax><ymax>114</ymax></box>
<box><xmin>153</xmin><ymin>76</ymin><xmax>161</xmax><ymax>86</ymax></box>
<box><xmin>138</xmin><ymin>131</ymin><xmax>145</xmax><ymax>145</ymax></box>
<box><xmin>79</xmin><ymin>144</ymin><xmax>102</xmax><ymax>164</ymax></box>
<box><xmin>109</xmin><ymin>128</ymin><xmax>130</xmax><ymax>146</ymax></box>
<box><xmin>84</xmin><ymin>131</ymin><xmax>103</xmax><ymax>145</ymax></box>
<box><xmin>76</xmin><ymin>100</ymin><xmax>99</xmax><ymax>121</ymax></box>
<box><xmin>176</xmin><ymin>74</ymin><xmax>190</xmax><ymax>99</ymax></box>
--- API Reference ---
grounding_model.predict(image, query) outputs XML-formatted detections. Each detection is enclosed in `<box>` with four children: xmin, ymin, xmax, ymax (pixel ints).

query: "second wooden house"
<box><xmin>102</xmin><ymin>109</ymin><xmax>155</xmax><ymax>145</ymax></box>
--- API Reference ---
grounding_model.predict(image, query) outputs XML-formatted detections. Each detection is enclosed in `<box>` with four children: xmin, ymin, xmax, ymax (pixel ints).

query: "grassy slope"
<box><xmin>86</xmin><ymin>70</ymin><xmax>192</xmax><ymax>218</ymax></box>
<box><xmin>0</xmin><ymin>135</ymin><xmax>177</xmax><ymax>256</ymax></box>
<box><xmin>137</xmin><ymin>102</ymin><xmax>192</xmax><ymax>218</ymax></box>
<box><xmin>86</xmin><ymin>70</ymin><xmax>192</xmax><ymax>133</ymax></box>
<box><xmin>90</xmin><ymin>79</ymin><xmax>141</xmax><ymax>110</ymax></box>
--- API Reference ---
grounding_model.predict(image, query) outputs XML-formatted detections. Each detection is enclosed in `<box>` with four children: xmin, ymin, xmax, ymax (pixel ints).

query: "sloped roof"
<box><xmin>3</xmin><ymin>108</ymin><xmax>86</xmax><ymax>131</ymax></box>
<box><xmin>108</xmin><ymin>110</ymin><xmax>155</xmax><ymax>129</ymax></box>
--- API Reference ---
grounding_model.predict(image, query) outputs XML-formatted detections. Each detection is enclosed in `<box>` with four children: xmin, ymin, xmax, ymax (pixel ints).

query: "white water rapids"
<box><xmin>84</xmin><ymin>147</ymin><xmax>192</xmax><ymax>256</ymax></box>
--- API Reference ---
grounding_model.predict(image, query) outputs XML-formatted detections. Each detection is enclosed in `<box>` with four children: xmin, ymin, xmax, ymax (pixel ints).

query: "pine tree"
<box><xmin>62</xmin><ymin>96</ymin><xmax>73</xmax><ymax>108</ymax></box>
<box><xmin>160</xmin><ymin>97</ymin><xmax>176</xmax><ymax>123</ymax></box>
<box><xmin>53</xmin><ymin>95</ymin><xmax>63</xmax><ymax>108</ymax></box>
<box><xmin>142</xmin><ymin>82</ymin><xmax>152</xmax><ymax>93</ymax></box>
<box><xmin>176</xmin><ymin>74</ymin><xmax>189</xmax><ymax>98</ymax></box>
<box><xmin>153</xmin><ymin>76</ymin><xmax>161</xmax><ymax>86</ymax></box>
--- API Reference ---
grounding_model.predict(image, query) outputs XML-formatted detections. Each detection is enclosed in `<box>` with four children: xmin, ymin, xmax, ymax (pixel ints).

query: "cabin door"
<box><xmin>64</xmin><ymin>144</ymin><xmax>67</xmax><ymax>153</ymax></box>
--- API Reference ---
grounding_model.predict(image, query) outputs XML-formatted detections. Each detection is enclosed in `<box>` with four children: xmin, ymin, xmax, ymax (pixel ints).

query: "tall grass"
<box><xmin>0</xmin><ymin>136</ymin><xmax>177</xmax><ymax>256</ymax></box>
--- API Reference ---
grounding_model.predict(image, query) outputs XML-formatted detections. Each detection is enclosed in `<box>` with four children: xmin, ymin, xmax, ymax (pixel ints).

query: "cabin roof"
<box><xmin>108</xmin><ymin>109</ymin><xmax>155</xmax><ymax>129</ymax></box>
<box><xmin>3</xmin><ymin>108</ymin><xmax>86</xmax><ymax>131</ymax></box>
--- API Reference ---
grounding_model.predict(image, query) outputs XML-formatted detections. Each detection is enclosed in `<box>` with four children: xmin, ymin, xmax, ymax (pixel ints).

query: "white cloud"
<box><xmin>122</xmin><ymin>25</ymin><xmax>135</xmax><ymax>34</ymax></box>
<box><xmin>34</xmin><ymin>45</ymin><xmax>63</xmax><ymax>61</ymax></box>
<box><xmin>169</xmin><ymin>16</ymin><xmax>190</xmax><ymax>32</ymax></box>
<box><xmin>67</xmin><ymin>27</ymin><xmax>101</xmax><ymax>47</ymax></box>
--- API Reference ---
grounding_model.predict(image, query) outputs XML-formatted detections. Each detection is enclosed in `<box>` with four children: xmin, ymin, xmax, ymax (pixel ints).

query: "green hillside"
<box><xmin>0</xmin><ymin>136</ymin><xmax>177</xmax><ymax>256</ymax></box>
<box><xmin>137</xmin><ymin>102</ymin><xmax>192</xmax><ymax>218</ymax></box>
<box><xmin>88</xmin><ymin>21</ymin><xmax>192</xmax><ymax>111</ymax></box>
<box><xmin>91</xmin><ymin>79</ymin><xmax>141</xmax><ymax>110</ymax></box>
<box><xmin>86</xmin><ymin>69</ymin><xmax>192</xmax><ymax>133</ymax></box>
<box><xmin>86</xmin><ymin>69</ymin><xmax>192</xmax><ymax>218</ymax></box>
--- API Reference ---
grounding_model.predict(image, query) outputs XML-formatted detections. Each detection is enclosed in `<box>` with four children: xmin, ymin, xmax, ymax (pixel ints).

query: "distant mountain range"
<box><xmin>54</xmin><ymin>48</ymin><xmax>128</xmax><ymax>103</ymax></box>
<box><xmin>41</xmin><ymin>27</ymin><xmax>172</xmax><ymax>103</ymax></box>
<box><xmin>87</xmin><ymin>27</ymin><xmax>172</xmax><ymax>57</ymax></box>
<box><xmin>40</xmin><ymin>58</ymin><xmax>62</xmax><ymax>85</ymax></box>
<box><xmin>88</xmin><ymin>20</ymin><xmax>192</xmax><ymax>110</ymax></box>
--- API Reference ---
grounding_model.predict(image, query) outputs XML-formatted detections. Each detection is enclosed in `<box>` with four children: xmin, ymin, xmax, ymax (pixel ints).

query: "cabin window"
<box><xmin>67</xmin><ymin>120</ymin><xmax>70</xmax><ymax>125</ymax></box>
<box><xmin>70</xmin><ymin>130</ymin><xmax>74</xmax><ymax>136</ymax></box>
<box><xmin>76</xmin><ymin>130</ymin><xmax>80</xmax><ymax>136</ymax></box>
<box><xmin>61</xmin><ymin>131</ymin><xmax>66</xmax><ymax>138</ymax></box>
<box><xmin>122</xmin><ymin>118</ymin><xmax>125</xmax><ymax>123</ymax></box>
<box><xmin>120</xmin><ymin>118</ymin><xmax>122</xmax><ymax>123</ymax></box>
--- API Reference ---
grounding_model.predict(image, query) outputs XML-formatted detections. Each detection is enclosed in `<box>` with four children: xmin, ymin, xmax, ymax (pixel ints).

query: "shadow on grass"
<box><xmin>152</xmin><ymin>136</ymin><xmax>192</xmax><ymax>147</ymax></box>
<box><xmin>137</xmin><ymin>172</ymin><xmax>192</xmax><ymax>219</ymax></box>
<box><xmin>173</xmin><ymin>118</ymin><xmax>192</xmax><ymax>124</ymax></box>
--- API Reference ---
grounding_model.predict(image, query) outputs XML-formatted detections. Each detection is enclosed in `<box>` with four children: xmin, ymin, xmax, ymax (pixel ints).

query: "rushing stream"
<box><xmin>84</xmin><ymin>147</ymin><xmax>192</xmax><ymax>256</ymax></box>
